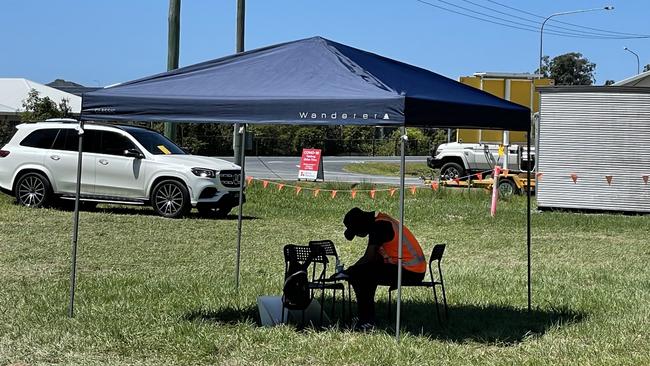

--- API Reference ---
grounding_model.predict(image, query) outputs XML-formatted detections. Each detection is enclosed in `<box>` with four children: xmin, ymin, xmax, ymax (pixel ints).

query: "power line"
<box><xmin>457</xmin><ymin>0</ymin><xmax>637</xmax><ymax>38</ymax></box>
<box><xmin>484</xmin><ymin>0</ymin><xmax>650</xmax><ymax>37</ymax></box>
<box><xmin>414</xmin><ymin>0</ymin><xmax>650</xmax><ymax>39</ymax></box>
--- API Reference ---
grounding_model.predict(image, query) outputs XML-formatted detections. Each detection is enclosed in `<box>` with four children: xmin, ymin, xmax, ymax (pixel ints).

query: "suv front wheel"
<box><xmin>151</xmin><ymin>180</ymin><xmax>191</xmax><ymax>218</ymax></box>
<box><xmin>15</xmin><ymin>172</ymin><xmax>53</xmax><ymax>208</ymax></box>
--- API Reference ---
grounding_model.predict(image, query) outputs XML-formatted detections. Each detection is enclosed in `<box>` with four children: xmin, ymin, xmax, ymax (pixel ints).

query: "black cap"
<box><xmin>343</xmin><ymin>207</ymin><xmax>371</xmax><ymax>240</ymax></box>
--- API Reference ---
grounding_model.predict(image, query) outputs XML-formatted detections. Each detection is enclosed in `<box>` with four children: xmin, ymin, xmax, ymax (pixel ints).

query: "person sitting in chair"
<box><xmin>342</xmin><ymin>207</ymin><xmax>425</xmax><ymax>329</ymax></box>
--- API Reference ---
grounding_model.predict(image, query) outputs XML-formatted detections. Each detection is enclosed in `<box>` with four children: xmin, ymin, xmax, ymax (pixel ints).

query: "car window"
<box><xmin>51</xmin><ymin>128</ymin><xmax>79</xmax><ymax>151</ymax></box>
<box><xmin>19</xmin><ymin>128</ymin><xmax>59</xmax><ymax>149</ymax></box>
<box><xmin>127</xmin><ymin>128</ymin><xmax>185</xmax><ymax>155</ymax></box>
<box><xmin>99</xmin><ymin>131</ymin><xmax>136</xmax><ymax>156</ymax></box>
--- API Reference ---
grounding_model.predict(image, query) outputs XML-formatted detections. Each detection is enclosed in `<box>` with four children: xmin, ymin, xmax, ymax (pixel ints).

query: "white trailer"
<box><xmin>537</xmin><ymin>86</ymin><xmax>650</xmax><ymax>213</ymax></box>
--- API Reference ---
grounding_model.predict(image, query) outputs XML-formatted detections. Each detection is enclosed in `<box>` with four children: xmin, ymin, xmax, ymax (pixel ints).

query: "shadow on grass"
<box><xmin>87</xmin><ymin>205</ymin><xmax>259</xmax><ymax>220</ymax></box>
<box><xmin>183</xmin><ymin>301</ymin><xmax>586</xmax><ymax>345</ymax></box>
<box><xmin>375</xmin><ymin>301</ymin><xmax>586</xmax><ymax>344</ymax></box>
<box><xmin>184</xmin><ymin>305</ymin><xmax>259</xmax><ymax>325</ymax></box>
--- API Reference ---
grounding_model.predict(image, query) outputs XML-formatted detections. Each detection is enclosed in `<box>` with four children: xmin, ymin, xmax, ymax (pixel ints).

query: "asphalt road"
<box><xmin>219</xmin><ymin>156</ymin><xmax>429</xmax><ymax>185</ymax></box>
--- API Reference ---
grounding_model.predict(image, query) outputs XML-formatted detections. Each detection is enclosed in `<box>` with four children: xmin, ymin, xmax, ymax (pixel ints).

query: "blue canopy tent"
<box><xmin>73</xmin><ymin>36</ymin><xmax>532</xmax><ymax>338</ymax></box>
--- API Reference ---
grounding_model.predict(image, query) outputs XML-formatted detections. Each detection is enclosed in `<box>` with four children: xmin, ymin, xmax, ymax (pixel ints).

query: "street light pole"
<box><xmin>539</xmin><ymin>6</ymin><xmax>614</xmax><ymax>78</ymax></box>
<box><xmin>623</xmin><ymin>47</ymin><xmax>640</xmax><ymax>74</ymax></box>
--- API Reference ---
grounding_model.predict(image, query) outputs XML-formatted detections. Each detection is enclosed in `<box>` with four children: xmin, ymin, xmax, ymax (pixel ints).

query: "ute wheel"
<box><xmin>440</xmin><ymin>162</ymin><xmax>465</xmax><ymax>180</ymax></box>
<box><xmin>151</xmin><ymin>180</ymin><xmax>191</xmax><ymax>218</ymax></box>
<box><xmin>497</xmin><ymin>179</ymin><xmax>517</xmax><ymax>197</ymax></box>
<box><xmin>15</xmin><ymin>172</ymin><xmax>53</xmax><ymax>208</ymax></box>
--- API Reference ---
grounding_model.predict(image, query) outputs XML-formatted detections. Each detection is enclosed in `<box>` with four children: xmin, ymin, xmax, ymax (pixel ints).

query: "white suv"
<box><xmin>0</xmin><ymin>120</ymin><xmax>244</xmax><ymax>218</ymax></box>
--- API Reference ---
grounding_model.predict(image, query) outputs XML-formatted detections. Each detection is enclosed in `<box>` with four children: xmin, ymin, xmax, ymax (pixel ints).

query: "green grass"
<box><xmin>343</xmin><ymin>162</ymin><xmax>434</xmax><ymax>178</ymax></box>
<box><xmin>1</xmin><ymin>183</ymin><xmax>649</xmax><ymax>365</ymax></box>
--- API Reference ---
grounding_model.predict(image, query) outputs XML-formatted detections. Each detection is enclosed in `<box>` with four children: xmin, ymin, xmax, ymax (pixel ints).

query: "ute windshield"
<box><xmin>125</xmin><ymin>127</ymin><xmax>186</xmax><ymax>155</ymax></box>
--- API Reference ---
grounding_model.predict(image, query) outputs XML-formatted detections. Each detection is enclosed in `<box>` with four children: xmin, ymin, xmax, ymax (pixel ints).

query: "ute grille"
<box><xmin>219</xmin><ymin>170</ymin><xmax>241</xmax><ymax>188</ymax></box>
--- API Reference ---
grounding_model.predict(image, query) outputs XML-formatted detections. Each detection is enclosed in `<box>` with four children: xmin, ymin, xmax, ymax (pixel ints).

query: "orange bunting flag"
<box><xmin>262</xmin><ymin>180</ymin><xmax>269</xmax><ymax>188</ymax></box>
<box><xmin>502</xmin><ymin>169</ymin><xmax>510</xmax><ymax>176</ymax></box>
<box><xmin>431</xmin><ymin>181</ymin><xmax>439</xmax><ymax>191</ymax></box>
<box><xmin>570</xmin><ymin>174</ymin><xmax>578</xmax><ymax>184</ymax></box>
<box><xmin>389</xmin><ymin>188</ymin><xmax>397</xmax><ymax>197</ymax></box>
<box><xmin>369</xmin><ymin>190</ymin><xmax>376</xmax><ymax>199</ymax></box>
<box><xmin>313</xmin><ymin>189</ymin><xmax>320</xmax><ymax>197</ymax></box>
<box><xmin>278</xmin><ymin>184</ymin><xmax>285</xmax><ymax>191</ymax></box>
<box><xmin>331</xmin><ymin>190</ymin><xmax>337</xmax><ymax>199</ymax></box>
<box><xmin>644</xmin><ymin>175</ymin><xmax>649</xmax><ymax>185</ymax></box>
<box><xmin>246</xmin><ymin>176</ymin><xmax>253</xmax><ymax>185</ymax></box>
<box><xmin>351</xmin><ymin>190</ymin><xmax>357</xmax><ymax>199</ymax></box>
<box><xmin>476</xmin><ymin>172</ymin><xmax>483</xmax><ymax>180</ymax></box>
<box><xmin>410</xmin><ymin>186</ymin><xmax>417</xmax><ymax>195</ymax></box>
<box><xmin>295</xmin><ymin>186</ymin><xmax>302</xmax><ymax>195</ymax></box>
<box><xmin>536</xmin><ymin>172</ymin><xmax>543</xmax><ymax>180</ymax></box>
<box><xmin>605</xmin><ymin>175</ymin><xmax>613</xmax><ymax>186</ymax></box>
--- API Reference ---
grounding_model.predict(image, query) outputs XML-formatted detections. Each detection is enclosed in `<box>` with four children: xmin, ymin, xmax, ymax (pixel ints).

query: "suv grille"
<box><xmin>219</xmin><ymin>170</ymin><xmax>241</xmax><ymax>188</ymax></box>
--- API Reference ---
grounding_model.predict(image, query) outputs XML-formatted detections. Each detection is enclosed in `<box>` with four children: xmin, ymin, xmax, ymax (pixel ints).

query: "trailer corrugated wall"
<box><xmin>538</xmin><ymin>87</ymin><xmax>650</xmax><ymax>213</ymax></box>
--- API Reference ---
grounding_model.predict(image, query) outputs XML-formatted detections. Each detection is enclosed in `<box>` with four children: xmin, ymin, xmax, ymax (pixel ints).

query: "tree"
<box><xmin>20</xmin><ymin>89</ymin><xmax>72</xmax><ymax>122</ymax></box>
<box><xmin>537</xmin><ymin>52</ymin><xmax>596</xmax><ymax>85</ymax></box>
<box><xmin>644</xmin><ymin>64</ymin><xmax>650</xmax><ymax>73</ymax></box>
<box><xmin>604</xmin><ymin>80</ymin><xmax>616</xmax><ymax>86</ymax></box>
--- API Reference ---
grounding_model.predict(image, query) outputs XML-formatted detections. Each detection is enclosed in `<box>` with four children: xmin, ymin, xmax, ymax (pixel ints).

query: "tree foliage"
<box><xmin>604</xmin><ymin>80</ymin><xmax>616</xmax><ymax>86</ymax></box>
<box><xmin>644</xmin><ymin>64</ymin><xmax>650</xmax><ymax>73</ymax></box>
<box><xmin>538</xmin><ymin>52</ymin><xmax>596</xmax><ymax>85</ymax></box>
<box><xmin>20</xmin><ymin>89</ymin><xmax>72</xmax><ymax>122</ymax></box>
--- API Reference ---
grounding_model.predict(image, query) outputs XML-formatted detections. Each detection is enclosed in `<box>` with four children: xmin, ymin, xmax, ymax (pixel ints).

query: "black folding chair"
<box><xmin>281</xmin><ymin>244</ymin><xmax>331</xmax><ymax>326</ymax></box>
<box><xmin>309</xmin><ymin>240</ymin><xmax>350</xmax><ymax>322</ymax></box>
<box><xmin>387</xmin><ymin>244</ymin><xmax>448</xmax><ymax>324</ymax></box>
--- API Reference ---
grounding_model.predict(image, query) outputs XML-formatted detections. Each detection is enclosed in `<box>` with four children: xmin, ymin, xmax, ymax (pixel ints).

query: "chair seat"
<box><xmin>310</xmin><ymin>282</ymin><xmax>345</xmax><ymax>290</ymax></box>
<box><xmin>388</xmin><ymin>281</ymin><xmax>440</xmax><ymax>291</ymax></box>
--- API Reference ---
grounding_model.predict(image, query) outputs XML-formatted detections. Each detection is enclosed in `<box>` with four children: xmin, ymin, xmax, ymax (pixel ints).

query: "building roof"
<box><xmin>0</xmin><ymin>78</ymin><xmax>81</xmax><ymax>114</ymax></box>
<box><xmin>613</xmin><ymin>70</ymin><xmax>650</xmax><ymax>87</ymax></box>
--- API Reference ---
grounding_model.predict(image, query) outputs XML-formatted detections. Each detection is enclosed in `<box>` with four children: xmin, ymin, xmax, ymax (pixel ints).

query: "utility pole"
<box><xmin>233</xmin><ymin>0</ymin><xmax>245</xmax><ymax>165</ymax></box>
<box><xmin>165</xmin><ymin>0</ymin><xmax>180</xmax><ymax>140</ymax></box>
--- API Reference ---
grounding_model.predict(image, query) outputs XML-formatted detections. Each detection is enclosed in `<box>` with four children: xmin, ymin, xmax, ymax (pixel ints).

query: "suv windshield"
<box><xmin>125</xmin><ymin>128</ymin><xmax>186</xmax><ymax>155</ymax></box>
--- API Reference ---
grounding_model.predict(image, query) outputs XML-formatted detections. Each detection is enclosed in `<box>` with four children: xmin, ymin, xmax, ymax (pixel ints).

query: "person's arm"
<box><xmin>351</xmin><ymin>221</ymin><xmax>394</xmax><ymax>266</ymax></box>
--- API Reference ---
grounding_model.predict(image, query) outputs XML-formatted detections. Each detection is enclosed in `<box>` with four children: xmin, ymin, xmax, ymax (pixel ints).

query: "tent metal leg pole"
<box><xmin>527</xmin><ymin>128</ymin><xmax>532</xmax><ymax>311</ymax></box>
<box><xmin>396</xmin><ymin>127</ymin><xmax>406</xmax><ymax>341</ymax></box>
<box><xmin>68</xmin><ymin>120</ymin><xmax>84</xmax><ymax>318</ymax></box>
<box><xmin>235</xmin><ymin>124</ymin><xmax>247</xmax><ymax>289</ymax></box>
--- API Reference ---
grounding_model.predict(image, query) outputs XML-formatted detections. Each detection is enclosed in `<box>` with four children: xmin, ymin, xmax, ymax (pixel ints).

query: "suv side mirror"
<box><xmin>124</xmin><ymin>148</ymin><xmax>144</xmax><ymax>159</ymax></box>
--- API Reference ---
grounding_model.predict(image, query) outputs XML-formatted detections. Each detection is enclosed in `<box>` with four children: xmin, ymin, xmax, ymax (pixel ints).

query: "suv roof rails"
<box><xmin>43</xmin><ymin>118</ymin><xmax>79</xmax><ymax>123</ymax></box>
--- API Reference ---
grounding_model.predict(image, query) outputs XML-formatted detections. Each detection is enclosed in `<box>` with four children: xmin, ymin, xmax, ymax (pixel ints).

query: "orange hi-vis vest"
<box><xmin>376</xmin><ymin>213</ymin><xmax>426</xmax><ymax>274</ymax></box>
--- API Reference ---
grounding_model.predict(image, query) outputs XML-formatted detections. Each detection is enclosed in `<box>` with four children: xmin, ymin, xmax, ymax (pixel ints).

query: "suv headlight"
<box><xmin>191</xmin><ymin>168</ymin><xmax>217</xmax><ymax>178</ymax></box>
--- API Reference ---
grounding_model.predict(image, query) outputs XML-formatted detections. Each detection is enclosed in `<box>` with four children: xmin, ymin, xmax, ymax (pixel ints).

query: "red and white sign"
<box><xmin>298</xmin><ymin>148</ymin><xmax>324</xmax><ymax>181</ymax></box>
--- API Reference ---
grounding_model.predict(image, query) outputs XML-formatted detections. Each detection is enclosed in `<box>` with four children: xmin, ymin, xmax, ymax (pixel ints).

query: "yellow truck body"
<box><xmin>457</xmin><ymin>73</ymin><xmax>554</xmax><ymax>144</ymax></box>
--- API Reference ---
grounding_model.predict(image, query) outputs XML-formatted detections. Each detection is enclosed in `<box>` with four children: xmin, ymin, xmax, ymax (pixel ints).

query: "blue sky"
<box><xmin>2</xmin><ymin>0</ymin><xmax>648</xmax><ymax>87</ymax></box>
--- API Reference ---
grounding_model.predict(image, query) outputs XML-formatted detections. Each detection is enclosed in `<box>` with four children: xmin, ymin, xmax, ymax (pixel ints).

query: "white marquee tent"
<box><xmin>0</xmin><ymin>78</ymin><xmax>81</xmax><ymax>115</ymax></box>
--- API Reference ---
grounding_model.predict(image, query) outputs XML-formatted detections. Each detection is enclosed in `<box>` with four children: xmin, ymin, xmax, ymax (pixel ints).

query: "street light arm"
<box><xmin>539</xmin><ymin>6</ymin><xmax>614</xmax><ymax>78</ymax></box>
<box><xmin>623</xmin><ymin>47</ymin><xmax>641</xmax><ymax>74</ymax></box>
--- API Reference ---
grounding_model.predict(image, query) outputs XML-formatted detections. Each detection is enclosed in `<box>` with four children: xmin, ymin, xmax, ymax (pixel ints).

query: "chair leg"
<box><xmin>440</xmin><ymin>280</ymin><xmax>448</xmax><ymax>319</ymax></box>
<box><xmin>341</xmin><ymin>287</ymin><xmax>345</xmax><ymax>323</ymax></box>
<box><xmin>348</xmin><ymin>283</ymin><xmax>352</xmax><ymax>321</ymax></box>
<box><xmin>331</xmin><ymin>289</ymin><xmax>336</xmax><ymax>318</ymax></box>
<box><xmin>320</xmin><ymin>289</ymin><xmax>325</xmax><ymax>326</ymax></box>
<box><xmin>432</xmin><ymin>285</ymin><xmax>441</xmax><ymax>324</ymax></box>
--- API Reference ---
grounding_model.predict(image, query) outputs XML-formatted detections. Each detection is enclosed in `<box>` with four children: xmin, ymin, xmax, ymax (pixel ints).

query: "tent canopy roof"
<box><xmin>82</xmin><ymin>36</ymin><xmax>530</xmax><ymax>131</ymax></box>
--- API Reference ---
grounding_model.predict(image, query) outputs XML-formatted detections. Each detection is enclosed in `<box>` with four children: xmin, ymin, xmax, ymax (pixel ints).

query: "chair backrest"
<box><xmin>283</xmin><ymin>244</ymin><xmax>327</xmax><ymax>281</ymax></box>
<box><xmin>308</xmin><ymin>240</ymin><xmax>338</xmax><ymax>259</ymax></box>
<box><xmin>429</xmin><ymin>244</ymin><xmax>446</xmax><ymax>263</ymax></box>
